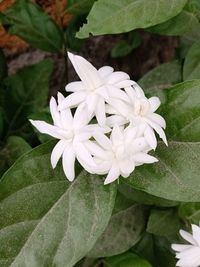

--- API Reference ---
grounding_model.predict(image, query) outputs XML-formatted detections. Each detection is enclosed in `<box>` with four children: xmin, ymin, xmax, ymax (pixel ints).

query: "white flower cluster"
<box><xmin>172</xmin><ymin>223</ymin><xmax>200</xmax><ymax>267</ymax></box>
<box><xmin>30</xmin><ymin>52</ymin><xmax>167</xmax><ymax>184</ymax></box>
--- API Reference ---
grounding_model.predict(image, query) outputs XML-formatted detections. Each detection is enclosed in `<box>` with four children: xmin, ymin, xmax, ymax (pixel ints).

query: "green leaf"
<box><xmin>0</xmin><ymin>136</ymin><xmax>31</xmax><ymax>177</ymax></box>
<box><xmin>77</xmin><ymin>0</ymin><xmax>188</xmax><ymax>38</ymax></box>
<box><xmin>179</xmin><ymin>202</ymin><xmax>200</xmax><ymax>224</ymax></box>
<box><xmin>183</xmin><ymin>40</ymin><xmax>200</xmax><ymax>80</ymax></box>
<box><xmin>118</xmin><ymin>184</ymin><xmax>178</xmax><ymax>207</ymax></box>
<box><xmin>1</xmin><ymin>59</ymin><xmax>53</xmax><ymax>138</ymax></box>
<box><xmin>154</xmin><ymin>80</ymin><xmax>200</xmax><ymax>142</ymax></box>
<box><xmin>104</xmin><ymin>252</ymin><xmax>152</xmax><ymax>267</ymax></box>
<box><xmin>147</xmin><ymin>209</ymin><xmax>180</xmax><ymax>236</ymax></box>
<box><xmin>1</xmin><ymin>0</ymin><xmax>63</xmax><ymax>52</ymax></box>
<box><xmin>126</xmin><ymin>141</ymin><xmax>200</xmax><ymax>202</ymax></box>
<box><xmin>0</xmin><ymin>141</ymin><xmax>116</xmax><ymax>267</ymax></box>
<box><xmin>0</xmin><ymin>49</ymin><xmax>7</xmax><ymax>81</ymax></box>
<box><xmin>88</xmin><ymin>205</ymin><xmax>146</xmax><ymax>257</ymax></box>
<box><xmin>138</xmin><ymin>60</ymin><xmax>182</xmax><ymax>90</ymax></box>
<box><xmin>67</xmin><ymin>0</ymin><xmax>96</xmax><ymax>15</ymax></box>
<box><xmin>148</xmin><ymin>11</ymin><xmax>199</xmax><ymax>36</ymax></box>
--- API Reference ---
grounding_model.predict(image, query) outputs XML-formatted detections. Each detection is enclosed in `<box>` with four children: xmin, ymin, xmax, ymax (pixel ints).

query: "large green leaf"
<box><xmin>103</xmin><ymin>252</ymin><xmax>152</xmax><ymax>267</ymax></box>
<box><xmin>66</xmin><ymin>0</ymin><xmax>95</xmax><ymax>15</ymax></box>
<box><xmin>148</xmin><ymin>11</ymin><xmax>199</xmax><ymax>36</ymax></box>
<box><xmin>150</xmin><ymin>80</ymin><xmax>200</xmax><ymax>142</ymax></box>
<box><xmin>0</xmin><ymin>136</ymin><xmax>31</xmax><ymax>177</ymax></box>
<box><xmin>88</xmin><ymin>205</ymin><xmax>146</xmax><ymax>257</ymax></box>
<box><xmin>147</xmin><ymin>209</ymin><xmax>180</xmax><ymax>236</ymax></box>
<box><xmin>126</xmin><ymin>141</ymin><xmax>200</xmax><ymax>202</ymax></box>
<box><xmin>1</xmin><ymin>59</ymin><xmax>53</xmax><ymax>139</ymax></box>
<box><xmin>0</xmin><ymin>0</ymin><xmax>63</xmax><ymax>52</ymax></box>
<box><xmin>0</xmin><ymin>141</ymin><xmax>116</xmax><ymax>267</ymax></box>
<box><xmin>138</xmin><ymin>60</ymin><xmax>182</xmax><ymax>90</ymax></box>
<box><xmin>183</xmin><ymin>40</ymin><xmax>200</xmax><ymax>80</ymax></box>
<box><xmin>77</xmin><ymin>0</ymin><xmax>187</xmax><ymax>38</ymax></box>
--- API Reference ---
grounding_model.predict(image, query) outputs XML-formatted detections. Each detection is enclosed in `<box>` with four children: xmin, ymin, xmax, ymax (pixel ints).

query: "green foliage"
<box><xmin>103</xmin><ymin>252</ymin><xmax>152</xmax><ymax>267</ymax></box>
<box><xmin>88</xmin><ymin>205</ymin><xmax>146</xmax><ymax>257</ymax></box>
<box><xmin>179</xmin><ymin>202</ymin><xmax>200</xmax><ymax>224</ymax></box>
<box><xmin>0</xmin><ymin>136</ymin><xmax>31</xmax><ymax>177</ymax></box>
<box><xmin>0</xmin><ymin>50</ymin><xmax>7</xmax><ymax>82</ymax></box>
<box><xmin>0</xmin><ymin>0</ymin><xmax>63</xmax><ymax>52</ymax></box>
<box><xmin>138</xmin><ymin>60</ymin><xmax>182</xmax><ymax>90</ymax></box>
<box><xmin>67</xmin><ymin>0</ymin><xmax>96</xmax><ymax>15</ymax></box>
<box><xmin>0</xmin><ymin>142</ymin><xmax>116</xmax><ymax>267</ymax></box>
<box><xmin>147</xmin><ymin>209</ymin><xmax>180</xmax><ymax>236</ymax></box>
<box><xmin>77</xmin><ymin>0</ymin><xmax>188</xmax><ymax>38</ymax></box>
<box><xmin>1</xmin><ymin>59</ymin><xmax>53</xmax><ymax>139</ymax></box>
<box><xmin>183</xmin><ymin>40</ymin><xmax>200</xmax><ymax>80</ymax></box>
<box><xmin>148</xmin><ymin>11</ymin><xmax>199</xmax><ymax>36</ymax></box>
<box><xmin>111</xmin><ymin>32</ymin><xmax>141</xmax><ymax>58</ymax></box>
<box><xmin>127</xmin><ymin>141</ymin><xmax>200</xmax><ymax>202</ymax></box>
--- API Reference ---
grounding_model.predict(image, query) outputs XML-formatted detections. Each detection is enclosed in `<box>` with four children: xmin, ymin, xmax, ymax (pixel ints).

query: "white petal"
<box><xmin>57</xmin><ymin>92</ymin><xmax>65</xmax><ymax>105</ymax></box>
<box><xmin>171</xmin><ymin>244</ymin><xmax>193</xmax><ymax>252</ymax></box>
<box><xmin>176</xmin><ymin>247</ymin><xmax>200</xmax><ymax>267</ymax></box>
<box><xmin>104</xmin><ymin>164</ymin><xmax>120</xmax><ymax>184</ymax></box>
<box><xmin>119</xmin><ymin>159</ymin><xmax>135</xmax><ymax>175</ymax></box>
<box><xmin>107</xmin><ymin>98</ymin><xmax>129</xmax><ymax>117</ymax></box>
<box><xmin>84</xmin><ymin>140</ymin><xmax>107</xmax><ymax>159</ymax></box>
<box><xmin>144</xmin><ymin>125</ymin><xmax>157</xmax><ymax>150</ymax></box>
<box><xmin>192</xmin><ymin>224</ymin><xmax>200</xmax><ymax>246</ymax></box>
<box><xmin>108</xmin><ymin>86</ymin><xmax>129</xmax><ymax>102</ymax></box>
<box><xmin>65</xmin><ymin>81</ymin><xmax>85</xmax><ymax>92</ymax></box>
<box><xmin>149</xmin><ymin>96</ymin><xmax>161</xmax><ymax>112</ymax></box>
<box><xmin>49</xmin><ymin>97</ymin><xmax>61</xmax><ymax>127</ymax></box>
<box><xmin>148</xmin><ymin>113</ymin><xmax>166</xmax><ymax>129</ymax></box>
<box><xmin>95</xmin><ymin>97</ymin><xmax>106</xmax><ymax>126</ymax></box>
<box><xmin>111</xmin><ymin>125</ymin><xmax>123</xmax><ymax>144</ymax></box>
<box><xmin>75</xmin><ymin>142</ymin><xmax>96</xmax><ymax>167</ymax></box>
<box><xmin>131</xmin><ymin>138</ymin><xmax>148</xmax><ymax>153</ymax></box>
<box><xmin>132</xmin><ymin>83</ymin><xmax>145</xmax><ymax>97</ymax></box>
<box><xmin>59</xmin><ymin>91</ymin><xmax>87</xmax><ymax>109</ymax></box>
<box><xmin>93</xmin><ymin>132</ymin><xmax>112</xmax><ymax>150</ymax></box>
<box><xmin>115</xmin><ymin>80</ymin><xmax>135</xmax><ymax>88</ymax></box>
<box><xmin>86</xmin><ymin>93</ymin><xmax>98</xmax><ymax>114</ymax></box>
<box><xmin>107</xmin><ymin>71</ymin><xmax>130</xmax><ymax>84</ymax></box>
<box><xmin>146</xmin><ymin>119</ymin><xmax>168</xmax><ymax>146</ymax></box>
<box><xmin>29</xmin><ymin>120</ymin><xmax>62</xmax><ymax>139</ymax></box>
<box><xmin>51</xmin><ymin>140</ymin><xmax>66</xmax><ymax>168</ymax></box>
<box><xmin>105</xmin><ymin>104</ymin><xmax>119</xmax><ymax>114</ymax></box>
<box><xmin>96</xmin><ymin>86</ymin><xmax>109</xmax><ymax>100</ymax></box>
<box><xmin>106</xmin><ymin>115</ymin><xmax>127</xmax><ymax>127</ymax></box>
<box><xmin>60</xmin><ymin>108</ymin><xmax>73</xmax><ymax>129</ymax></box>
<box><xmin>62</xmin><ymin>145</ymin><xmax>75</xmax><ymax>181</ymax></box>
<box><xmin>180</xmin><ymin>230</ymin><xmax>197</xmax><ymax>245</ymax></box>
<box><xmin>133</xmin><ymin>153</ymin><xmax>158</xmax><ymax>164</ymax></box>
<box><xmin>68</xmin><ymin>52</ymin><xmax>102</xmax><ymax>90</ymax></box>
<box><xmin>73</xmin><ymin>103</ymin><xmax>90</xmax><ymax>128</ymax></box>
<box><xmin>124</xmin><ymin>126</ymin><xmax>137</xmax><ymax>141</ymax></box>
<box><xmin>98</xmin><ymin>66</ymin><xmax>114</xmax><ymax>78</ymax></box>
<box><xmin>125</xmin><ymin>86</ymin><xmax>136</xmax><ymax>103</ymax></box>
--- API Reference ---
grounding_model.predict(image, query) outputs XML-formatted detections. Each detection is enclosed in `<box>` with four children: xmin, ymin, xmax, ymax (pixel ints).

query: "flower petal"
<box><xmin>59</xmin><ymin>91</ymin><xmax>87</xmax><ymax>109</ymax></box>
<box><xmin>192</xmin><ymin>224</ymin><xmax>200</xmax><ymax>246</ymax></box>
<box><xmin>85</xmin><ymin>140</ymin><xmax>107</xmax><ymax>159</ymax></box>
<box><xmin>49</xmin><ymin>97</ymin><xmax>62</xmax><ymax>127</ymax></box>
<box><xmin>51</xmin><ymin>140</ymin><xmax>66</xmax><ymax>168</ymax></box>
<box><xmin>104</xmin><ymin>163</ymin><xmax>120</xmax><ymax>184</ymax></box>
<box><xmin>132</xmin><ymin>83</ymin><xmax>145</xmax><ymax>97</ymax></box>
<box><xmin>146</xmin><ymin>119</ymin><xmax>168</xmax><ymax>146</ymax></box>
<box><xmin>65</xmin><ymin>81</ymin><xmax>85</xmax><ymax>92</ymax></box>
<box><xmin>75</xmin><ymin>142</ymin><xmax>96</xmax><ymax>167</ymax></box>
<box><xmin>106</xmin><ymin>115</ymin><xmax>127</xmax><ymax>127</ymax></box>
<box><xmin>180</xmin><ymin>229</ymin><xmax>197</xmax><ymax>245</ymax></box>
<box><xmin>98</xmin><ymin>66</ymin><xmax>114</xmax><ymax>78</ymax></box>
<box><xmin>62</xmin><ymin>145</ymin><xmax>75</xmax><ymax>181</ymax></box>
<box><xmin>149</xmin><ymin>96</ymin><xmax>161</xmax><ymax>112</ymax></box>
<box><xmin>171</xmin><ymin>244</ymin><xmax>193</xmax><ymax>252</ymax></box>
<box><xmin>115</xmin><ymin>80</ymin><xmax>135</xmax><ymax>88</ymax></box>
<box><xmin>144</xmin><ymin>125</ymin><xmax>157</xmax><ymax>150</ymax></box>
<box><xmin>111</xmin><ymin>125</ymin><xmax>123</xmax><ymax>144</ymax></box>
<box><xmin>95</xmin><ymin>98</ymin><xmax>106</xmax><ymax>126</ymax></box>
<box><xmin>133</xmin><ymin>153</ymin><xmax>158</xmax><ymax>164</ymax></box>
<box><xmin>73</xmin><ymin>103</ymin><xmax>90</xmax><ymax>128</ymax></box>
<box><xmin>148</xmin><ymin>113</ymin><xmax>166</xmax><ymax>129</ymax></box>
<box><xmin>29</xmin><ymin>120</ymin><xmax>62</xmax><ymax>139</ymax></box>
<box><xmin>68</xmin><ymin>52</ymin><xmax>102</xmax><ymax>90</ymax></box>
<box><xmin>108</xmin><ymin>86</ymin><xmax>129</xmax><ymax>102</ymax></box>
<box><xmin>107</xmin><ymin>71</ymin><xmax>130</xmax><ymax>84</ymax></box>
<box><xmin>93</xmin><ymin>132</ymin><xmax>112</xmax><ymax>150</ymax></box>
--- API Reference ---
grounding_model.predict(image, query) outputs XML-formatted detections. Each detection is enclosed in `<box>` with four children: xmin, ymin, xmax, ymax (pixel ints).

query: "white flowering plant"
<box><xmin>0</xmin><ymin>1</ymin><xmax>200</xmax><ymax>267</ymax></box>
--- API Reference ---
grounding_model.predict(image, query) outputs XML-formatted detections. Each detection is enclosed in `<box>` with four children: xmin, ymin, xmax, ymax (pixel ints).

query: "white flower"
<box><xmin>59</xmin><ymin>52</ymin><xmax>134</xmax><ymax>125</ymax></box>
<box><xmin>106</xmin><ymin>84</ymin><xmax>168</xmax><ymax>149</ymax></box>
<box><xmin>85</xmin><ymin>125</ymin><xmax>158</xmax><ymax>184</ymax></box>
<box><xmin>30</xmin><ymin>92</ymin><xmax>102</xmax><ymax>182</ymax></box>
<box><xmin>172</xmin><ymin>224</ymin><xmax>200</xmax><ymax>267</ymax></box>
